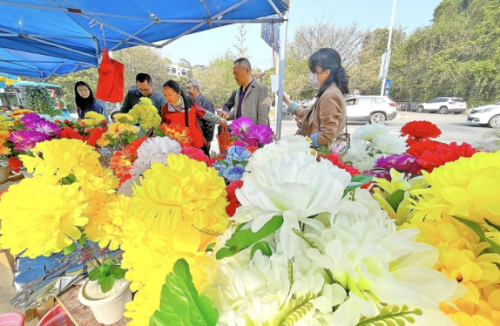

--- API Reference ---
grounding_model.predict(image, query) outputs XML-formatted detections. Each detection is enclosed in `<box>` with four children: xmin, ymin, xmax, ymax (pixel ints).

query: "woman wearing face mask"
<box><xmin>282</xmin><ymin>48</ymin><xmax>348</xmax><ymax>148</ymax></box>
<box><xmin>74</xmin><ymin>81</ymin><xmax>103</xmax><ymax>119</ymax></box>
<box><xmin>161</xmin><ymin>80</ymin><xmax>226</xmax><ymax>156</ymax></box>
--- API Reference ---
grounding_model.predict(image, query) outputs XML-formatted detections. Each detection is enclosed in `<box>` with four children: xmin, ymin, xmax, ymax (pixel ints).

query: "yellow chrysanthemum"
<box><xmin>84</xmin><ymin>111</ymin><xmax>106</xmax><ymax>124</ymax></box>
<box><xmin>0</xmin><ymin>144</ymin><xmax>10</xmax><ymax>155</ymax></box>
<box><xmin>411</xmin><ymin>151</ymin><xmax>500</xmax><ymax>225</ymax></box>
<box><xmin>407</xmin><ymin>215</ymin><xmax>500</xmax><ymax>325</ymax></box>
<box><xmin>0</xmin><ymin>177</ymin><xmax>88</xmax><ymax>258</ymax></box>
<box><xmin>0</xmin><ymin>130</ymin><xmax>9</xmax><ymax>141</ymax></box>
<box><xmin>81</xmin><ymin>119</ymin><xmax>97</xmax><ymax>127</ymax></box>
<box><xmin>114</xmin><ymin>113</ymin><xmax>134</xmax><ymax>123</ymax></box>
<box><xmin>102</xmin><ymin>122</ymin><xmax>138</xmax><ymax>140</ymax></box>
<box><xmin>20</xmin><ymin>139</ymin><xmax>101</xmax><ymax>180</ymax></box>
<box><xmin>128</xmin><ymin>97</ymin><xmax>161</xmax><ymax>130</ymax></box>
<box><xmin>84</xmin><ymin>193</ymin><xmax>130</xmax><ymax>250</ymax></box>
<box><xmin>0</xmin><ymin>118</ymin><xmax>12</xmax><ymax>131</ymax></box>
<box><xmin>121</xmin><ymin>154</ymin><xmax>229</xmax><ymax>325</ymax></box>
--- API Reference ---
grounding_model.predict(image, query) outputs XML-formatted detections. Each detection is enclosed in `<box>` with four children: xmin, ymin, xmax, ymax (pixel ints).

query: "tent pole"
<box><xmin>265</xmin><ymin>0</ymin><xmax>283</xmax><ymax>19</ymax></box>
<box><xmin>109</xmin><ymin>21</ymin><xmax>156</xmax><ymax>51</ymax></box>
<box><xmin>275</xmin><ymin>10</ymin><xmax>289</xmax><ymax>140</ymax></box>
<box><xmin>42</xmin><ymin>62</ymin><xmax>64</xmax><ymax>81</ymax></box>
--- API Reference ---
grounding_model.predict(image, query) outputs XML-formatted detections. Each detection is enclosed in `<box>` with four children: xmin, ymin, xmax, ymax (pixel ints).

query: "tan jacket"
<box><xmin>228</xmin><ymin>79</ymin><xmax>271</xmax><ymax>126</ymax></box>
<box><xmin>294</xmin><ymin>84</ymin><xmax>347</xmax><ymax>146</ymax></box>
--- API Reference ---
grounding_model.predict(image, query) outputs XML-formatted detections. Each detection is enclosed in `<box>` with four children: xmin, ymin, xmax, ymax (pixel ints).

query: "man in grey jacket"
<box><xmin>186</xmin><ymin>78</ymin><xmax>216</xmax><ymax>147</ymax></box>
<box><xmin>219</xmin><ymin>58</ymin><xmax>271</xmax><ymax>126</ymax></box>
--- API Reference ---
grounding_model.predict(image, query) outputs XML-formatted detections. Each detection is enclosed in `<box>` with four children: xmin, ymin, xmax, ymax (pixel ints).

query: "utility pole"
<box><xmin>380</xmin><ymin>0</ymin><xmax>397</xmax><ymax>96</ymax></box>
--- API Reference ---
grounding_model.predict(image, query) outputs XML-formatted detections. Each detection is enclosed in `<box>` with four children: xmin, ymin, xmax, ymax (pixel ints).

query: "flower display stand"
<box><xmin>56</xmin><ymin>285</ymin><xmax>130</xmax><ymax>326</ymax></box>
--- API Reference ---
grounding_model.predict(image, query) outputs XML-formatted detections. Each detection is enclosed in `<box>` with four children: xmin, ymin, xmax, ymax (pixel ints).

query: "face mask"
<box><xmin>309</xmin><ymin>72</ymin><xmax>321</xmax><ymax>89</ymax></box>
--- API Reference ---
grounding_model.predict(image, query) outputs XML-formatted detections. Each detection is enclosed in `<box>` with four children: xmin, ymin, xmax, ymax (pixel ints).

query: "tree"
<box><xmin>288</xmin><ymin>18</ymin><xmax>368</xmax><ymax>70</ymax></box>
<box><xmin>193</xmin><ymin>51</ymin><xmax>238</xmax><ymax>107</ymax></box>
<box><xmin>178</xmin><ymin>58</ymin><xmax>193</xmax><ymax>79</ymax></box>
<box><xmin>234</xmin><ymin>24</ymin><xmax>250</xmax><ymax>59</ymax></box>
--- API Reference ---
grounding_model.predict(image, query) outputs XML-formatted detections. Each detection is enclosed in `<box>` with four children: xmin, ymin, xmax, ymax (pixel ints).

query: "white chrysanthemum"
<box><xmin>371</xmin><ymin>134</ymin><xmax>406</xmax><ymax>154</ymax></box>
<box><xmin>306</xmin><ymin>215</ymin><xmax>461</xmax><ymax>325</ymax></box>
<box><xmin>472</xmin><ymin>130</ymin><xmax>500</xmax><ymax>152</ymax></box>
<box><xmin>135</xmin><ymin>136</ymin><xmax>182</xmax><ymax>165</ymax></box>
<box><xmin>352</xmin><ymin>123</ymin><xmax>389</xmax><ymax>141</ymax></box>
<box><xmin>245</xmin><ymin>135</ymin><xmax>312</xmax><ymax>176</ymax></box>
<box><xmin>234</xmin><ymin>151</ymin><xmax>366</xmax><ymax>258</ymax></box>
<box><xmin>345</xmin><ymin>140</ymin><xmax>378</xmax><ymax>171</ymax></box>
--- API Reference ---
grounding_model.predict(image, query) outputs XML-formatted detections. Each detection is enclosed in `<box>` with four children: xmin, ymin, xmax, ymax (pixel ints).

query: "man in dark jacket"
<box><xmin>120</xmin><ymin>73</ymin><xmax>166</xmax><ymax>114</ymax></box>
<box><xmin>223</xmin><ymin>90</ymin><xmax>237</xmax><ymax>113</ymax></box>
<box><xmin>186</xmin><ymin>79</ymin><xmax>216</xmax><ymax>147</ymax></box>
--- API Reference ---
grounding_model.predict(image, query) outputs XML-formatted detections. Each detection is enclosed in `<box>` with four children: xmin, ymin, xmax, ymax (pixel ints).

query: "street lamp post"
<box><xmin>380</xmin><ymin>0</ymin><xmax>397</xmax><ymax>96</ymax></box>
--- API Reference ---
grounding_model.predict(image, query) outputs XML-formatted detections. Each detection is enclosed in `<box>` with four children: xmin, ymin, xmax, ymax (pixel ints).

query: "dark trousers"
<box><xmin>202</xmin><ymin>145</ymin><xmax>210</xmax><ymax>157</ymax></box>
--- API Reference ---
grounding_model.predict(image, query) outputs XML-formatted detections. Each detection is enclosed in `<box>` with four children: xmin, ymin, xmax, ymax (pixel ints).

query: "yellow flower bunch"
<box><xmin>96</xmin><ymin>122</ymin><xmax>137</xmax><ymax>147</ymax></box>
<box><xmin>84</xmin><ymin>111</ymin><xmax>106</xmax><ymax>124</ymax></box>
<box><xmin>0</xmin><ymin>130</ymin><xmax>11</xmax><ymax>155</ymax></box>
<box><xmin>0</xmin><ymin>138</ymin><xmax>127</xmax><ymax>259</ymax></box>
<box><xmin>407</xmin><ymin>215</ymin><xmax>500</xmax><ymax>326</ymax></box>
<box><xmin>113</xmin><ymin>113</ymin><xmax>134</xmax><ymax>123</ymax></box>
<box><xmin>0</xmin><ymin>176</ymin><xmax>88</xmax><ymax>258</ymax></box>
<box><xmin>121</xmin><ymin>154</ymin><xmax>229</xmax><ymax>325</ymax></box>
<box><xmin>0</xmin><ymin>116</ymin><xmax>13</xmax><ymax>131</ymax></box>
<box><xmin>372</xmin><ymin>169</ymin><xmax>428</xmax><ymax>225</ymax></box>
<box><xmin>128</xmin><ymin>97</ymin><xmax>161</xmax><ymax>130</ymax></box>
<box><xmin>411</xmin><ymin>151</ymin><xmax>500</xmax><ymax>225</ymax></box>
<box><xmin>20</xmin><ymin>138</ymin><xmax>102</xmax><ymax>180</ymax></box>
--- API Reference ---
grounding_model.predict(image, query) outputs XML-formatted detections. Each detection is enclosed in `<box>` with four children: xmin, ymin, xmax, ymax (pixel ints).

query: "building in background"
<box><xmin>167</xmin><ymin>64</ymin><xmax>190</xmax><ymax>78</ymax></box>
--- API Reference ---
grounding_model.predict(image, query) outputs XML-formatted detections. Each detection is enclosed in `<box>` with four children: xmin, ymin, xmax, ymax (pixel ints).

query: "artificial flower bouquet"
<box><xmin>128</xmin><ymin>97</ymin><xmax>161</xmax><ymax>131</ymax></box>
<box><xmin>154</xmin><ymin>122</ymin><xmax>192</xmax><ymax>147</ymax></box>
<box><xmin>57</xmin><ymin>112</ymin><xmax>108</xmax><ymax>147</ymax></box>
<box><xmin>213</xmin><ymin>145</ymin><xmax>252</xmax><ymax>183</ymax></box>
<box><xmin>226</xmin><ymin>116</ymin><xmax>274</xmax><ymax>151</ymax></box>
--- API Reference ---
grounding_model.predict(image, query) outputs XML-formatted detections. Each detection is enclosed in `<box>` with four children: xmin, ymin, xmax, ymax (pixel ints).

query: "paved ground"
<box><xmin>0</xmin><ymin>111</ymin><xmax>489</xmax><ymax>319</ymax></box>
<box><xmin>272</xmin><ymin>111</ymin><xmax>489</xmax><ymax>144</ymax></box>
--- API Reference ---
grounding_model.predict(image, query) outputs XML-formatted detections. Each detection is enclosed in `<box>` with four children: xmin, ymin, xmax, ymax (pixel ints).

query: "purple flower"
<box><xmin>363</xmin><ymin>170</ymin><xmax>392</xmax><ymax>181</ymax></box>
<box><xmin>22</xmin><ymin>115</ymin><xmax>61</xmax><ymax>137</ymax></box>
<box><xmin>230</xmin><ymin>117</ymin><xmax>253</xmax><ymax>137</ymax></box>
<box><xmin>374</xmin><ymin>154</ymin><xmax>421</xmax><ymax>175</ymax></box>
<box><xmin>9</xmin><ymin>130</ymin><xmax>48</xmax><ymax>151</ymax></box>
<box><xmin>20</xmin><ymin>113</ymin><xmax>43</xmax><ymax>125</ymax></box>
<box><xmin>248</xmin><ymin>124</ymin><xmax>274</xmax><ymax>145</ymax></box>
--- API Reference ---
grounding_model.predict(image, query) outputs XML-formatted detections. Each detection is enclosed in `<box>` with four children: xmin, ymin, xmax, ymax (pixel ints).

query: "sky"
<box><xmin>160</xmin><ymin>0</ymin><xmax>442</xmax><ymax>70</ymax></box>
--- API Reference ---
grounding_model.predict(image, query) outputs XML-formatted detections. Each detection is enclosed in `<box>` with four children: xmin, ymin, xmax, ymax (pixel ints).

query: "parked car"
<box><xmin>467</xmin><ymin>102</ymin><xmax>500</xmax><ymax>128</ymax></box>
<box><xmin>416</xmin><ymin>97</ymin><xmax>467</xmax><ymax>114</ymax></box>
<box><xmin>345</xmin><ymin>96</ymin><xmax>397</xmax><ymax>124</ymax></box>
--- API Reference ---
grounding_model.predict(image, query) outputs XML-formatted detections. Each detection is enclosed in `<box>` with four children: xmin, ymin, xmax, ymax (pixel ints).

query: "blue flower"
<box><xmin>227</xmin><ymin>146</ymin><xmax>251</xmax><ymax>162</ymax></box>
<box><xmin>222</xmin><ymin>164</ymin><xmax>245</xmax><ymax>182</ymax></box>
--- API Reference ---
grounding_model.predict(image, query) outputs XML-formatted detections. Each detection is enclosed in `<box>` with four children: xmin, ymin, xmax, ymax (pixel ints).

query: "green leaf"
<box><xmin>219</xmin><ymin>159</ymin><xmax>229</xmax><ymax>167</ymax></box>
<box><xmin>154</xmin><ymin>126</ymin><xmax>165</xmax><ymax>137</ymax></box>
<box><xmin>78</xmin><ymin>233</ymin><xmax>87</xmax><ymax>246</ymax></box>
<box><xmin>109</xmin><ymin>265</ymin><xmax>126</xmax><ymax>280</ymax></box>
<box><xmin>98</xmin><ymin>275</ymin><xmax>115</xmax><ymax>293</ymax></box>
<box><xmin>250</xmin><ymin>242</ymin><xmax>273</xmax><ymax>259</ymax></box>
<box><xmin>387</xmin><ymin>190</ymin><xmax>405</xmax><ymax>212</ymax></box>
<box><xmin>343</xmin><ymin>175</ymin><xmax>372</xmax><ymax>197</ymax></box>
<box><xmin>149</xmin><ymin>259</ymin><xmax>219</xmax><ymax>326</ymax></box>
<box><xmin>216</xmin><ymin>216</ymin><xmax>284</xmax><ymax>260</ymax></box>
<box><xmin>88</xmin><ymin>268</ymin><xmax>101</xmax><ymax>281</ymax></box>
<box><xmin>65</xmin><ymin>174</ymin><xmax>77</xmax><ymax>184</ymax></box>
<box><xmin>63</xmin><ymin>243</ymin><xmax>76</xmax><ymax>255</ymax></box>
<box><xmin>205</xmin><ymin>243</ymin><xmax>216</xmax><ymax>252</ymax></box>
<box><xmin>272</xmin><ymin>293</ymin><xmax>316</xmax><ymax>326</ymax></box>
<box><xmin>454</xmin><ymin>216</ymin><xmax>500</xmax><ymax>255</ymax></box>
<box><xmin>485</xmin><ymin>219</ymin><xmax>500</xmax><ymax>233</ymax></box>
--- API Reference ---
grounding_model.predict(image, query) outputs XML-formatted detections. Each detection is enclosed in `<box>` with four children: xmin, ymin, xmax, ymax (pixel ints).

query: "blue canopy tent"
<box><xmin>0</xmin><ymin>0</ymin><xmax>290</xmax><ymax>136</ymax></box>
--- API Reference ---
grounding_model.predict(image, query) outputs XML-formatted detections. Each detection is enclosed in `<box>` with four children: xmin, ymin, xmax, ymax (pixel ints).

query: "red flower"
<box><xmin>417</xmin><ymin>142</ymin><xmax>479</xmax><ymax>173</ymax></box>
<box><xmin>123</xmin><ymin>136</ymin><xmax>148</xmax><ymax>157</ymax></box>
<box><xmin>13</xmin><ymin>120</ymin><xmax>20</xmax><ymax>125</ymax></box>
<box><xmin>401</xmin><ymin>121</ymin><xmax>442</xmax><ymax>146</ymax></box>
<box><xmin>226</xmin><ymin>180</ymin><xmax>244</xmax><ymax>217</ymax></box>
<box><xmin>87</xmin><ymin>127</ymin><xmax>106</xmax><ymax>147</ymax></box>
<box><xmin>246</xmin><ymin>146</ymin><xmax>259</xmax><ymax>153</ymax></box>
<box><xmin>79</xmin><ymin>121</ymin><xmax>86</xmax><ymax>127</ymax></box>
<box><xmin>181</xmin><ymin>147</ymin><xmax>210</xmax><ymax>164</ymax></box>
<box><xmin>60</xmin><ymin>126</ymin><xmax>84</xmax><ymax>141</ymax></box>
<box><xmin>71</xmin><ymin>124</ymin><xmax>75</xmax><ymax>128</ymax></box>
<box><xmin>325</xmin><ymin>153</ymin><xmax>360</xmax><ymax>176</ymax></box>
<box><xmin>64</xmin><ymin>119</ymin><xmax>70</xmax><ymax>124</ymax></box>
<box><xmin>102</xmin><ymin>120</ymin><xmax>108</xmax><ymax>125</ymax></box>
<box><xmin>8</xmin><ymin>157</ymin><xmax>23</xmax><ymax>173</ymax></box>
<box><xmin>207</xmin><ymin>155</ymin><xmax>224</xmax><ymax>167</ymax></box>
<box><xmin>407</xmin><ymin>140</ymin><xmax>443</xmax><ymax>159</ymax></box>
<box><xmin>54</xmin><ymin>120</ymin><xmax>61</xmax><ymax>124</ymax></box>
<box><xmin>84</xmin><ymin>128</ymin><xmax>91</xmax><ymax>133</ymax></box>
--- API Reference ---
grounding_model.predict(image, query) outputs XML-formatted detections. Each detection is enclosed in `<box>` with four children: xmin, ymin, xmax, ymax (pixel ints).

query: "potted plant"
<box><xmin>78</xmin><ymin>256</ymin><xmax>132</xmax><ymax>325</ymax></box>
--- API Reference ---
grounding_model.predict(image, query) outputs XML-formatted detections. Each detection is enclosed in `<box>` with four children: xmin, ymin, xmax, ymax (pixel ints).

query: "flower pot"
<box><xmin>78</xmin><ymin>279</ymin><xmax>132</xmax><ymax>325</ymax></box>
<box><xmin>0</xmin><ymin>166</ymin><xmax>8</xmax><ymax>184</ymax></box>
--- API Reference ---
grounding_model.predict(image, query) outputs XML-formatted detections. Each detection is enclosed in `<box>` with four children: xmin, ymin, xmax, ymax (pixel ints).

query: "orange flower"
<box><xmin>159</xmin><ymin>123</ymin><xmax>192</xmax><ymax>147</ymax></box>
<box><xmin>123</xmin><ymin>136</ymin><xmax>148</xmax><ymax>157</ymax></box>
<box><xmin>110</xmin><ymin>151</ymin><xmax>134</xmax><ymax>181</ymax></box>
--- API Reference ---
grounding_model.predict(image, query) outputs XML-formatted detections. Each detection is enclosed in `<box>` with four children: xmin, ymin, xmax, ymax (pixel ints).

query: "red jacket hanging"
<box><xmin>95</xmin><ymin>49</ymin><xmax>124</xmax><ymax>102</ymax></box>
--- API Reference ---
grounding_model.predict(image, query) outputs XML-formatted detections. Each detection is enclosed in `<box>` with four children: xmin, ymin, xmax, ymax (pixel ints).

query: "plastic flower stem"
<box><xmin>82</xmin><ymin>240</ymin><xmax>102</xmax><ymax>267</ymax></box>
<box><xmin>288</xmin><ymin>260</ymin><xmax>295</xmax><ymax>299</ymax></box>
<box><xmin>292</xmin><ymin>228</ymin><xmax>335</xmax><ymax>282</ymax></box>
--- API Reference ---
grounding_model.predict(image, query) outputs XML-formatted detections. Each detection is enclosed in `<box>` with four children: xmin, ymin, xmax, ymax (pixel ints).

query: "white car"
<box><xmin>416</xmin><ymin>97</ymin><xmax>467</xmax><ymax>114</ymax></box>
<box><xmin>345</xmin><ymin>96</ymin><xmax>397</xmax><ymax>124</ymax></box>
<box><xmin>467</xmin><ymin>102</ymin><xmax>500</xmax><ymax>128</ymax></box>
